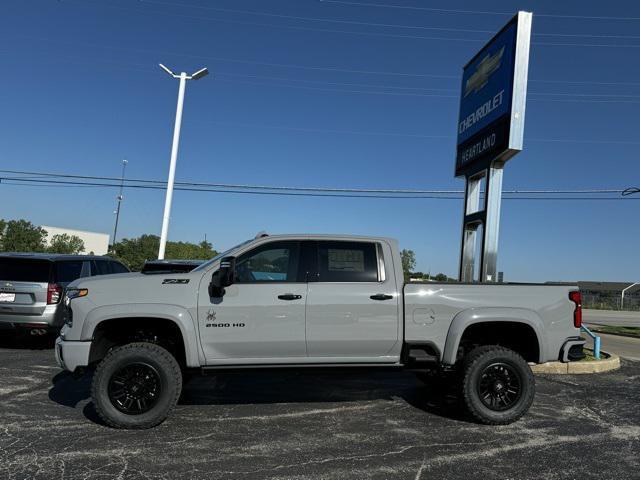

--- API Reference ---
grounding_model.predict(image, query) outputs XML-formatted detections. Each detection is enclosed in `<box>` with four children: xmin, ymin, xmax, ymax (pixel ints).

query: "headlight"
<box><xmin>65</xmin><ymin>288</ymin><xmax>88</xmax><ymax>304</ymax></box>
<box><xmin>63</xmin><ymin>289</ymin><xmax>88</xmax><ymax>327</ymax></box>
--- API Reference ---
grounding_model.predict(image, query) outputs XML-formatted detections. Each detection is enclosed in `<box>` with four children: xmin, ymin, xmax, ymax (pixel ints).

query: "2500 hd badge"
<box><xmin>204</xmin><ymin>308</ymin><xmax>245</xmax><ymax>328</ymax></box>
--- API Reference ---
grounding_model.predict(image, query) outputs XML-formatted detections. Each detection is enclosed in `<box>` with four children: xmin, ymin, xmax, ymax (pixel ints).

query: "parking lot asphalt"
<box><xmin>1</xmin><ymin>335</ymin><xmax>639</xmax><ymax>480</ymax></box>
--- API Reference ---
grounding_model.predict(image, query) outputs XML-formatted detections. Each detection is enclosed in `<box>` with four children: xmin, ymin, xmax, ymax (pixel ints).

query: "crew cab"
<box><xmin>55</xmin><ymin>233</ymin><xmax>585</xmax><ymax>429</ymax></box>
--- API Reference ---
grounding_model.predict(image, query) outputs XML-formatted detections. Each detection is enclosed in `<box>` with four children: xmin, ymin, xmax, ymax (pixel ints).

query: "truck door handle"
<box><xmin>370</xmin><ymin>294</ymin><xmax>393</xmax><ymax>301</ymax></box>
<box><xmin>278</xmin><ymin>294</ymin><xmax>302</xmax><ymax>301</ymax></box>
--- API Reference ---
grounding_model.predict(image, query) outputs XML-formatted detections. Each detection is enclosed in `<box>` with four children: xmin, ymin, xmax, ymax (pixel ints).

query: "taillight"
<box><xmin>47</xmin><ymin>283</ymin><xmax>62</xmax><ymax>305</ymax></box>
<box><xmin>569</xmin><ymin>291</ymin><xmax>582</xmax><ymax>328</ymax></box>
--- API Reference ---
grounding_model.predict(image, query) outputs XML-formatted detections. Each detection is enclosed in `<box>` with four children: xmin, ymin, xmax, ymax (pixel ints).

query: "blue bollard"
<box><xmin>581</xmin><ymin>325</ymin><xmax>601</xmax><ymax>360</ymax></box>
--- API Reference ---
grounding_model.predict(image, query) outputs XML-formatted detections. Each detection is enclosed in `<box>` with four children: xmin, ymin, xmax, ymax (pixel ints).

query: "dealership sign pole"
<box><xmin>456</xmin><ymin>11</ymin><xmax>532</xmax><ymax>282</ymax></box>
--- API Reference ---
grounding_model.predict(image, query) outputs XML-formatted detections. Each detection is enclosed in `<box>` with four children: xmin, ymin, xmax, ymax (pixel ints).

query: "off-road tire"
<box><xmin>460</xmin><ymin>345</ymin><xmax>535</xmax><ymax>425</ymax></box>
<box><xmin>91</xmin><ymin>342</ymin><xmax>182</xmax><ymax>429</ymax></box>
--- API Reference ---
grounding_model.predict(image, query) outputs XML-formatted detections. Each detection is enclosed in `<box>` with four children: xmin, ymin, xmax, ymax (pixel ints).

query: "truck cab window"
<box><xmin>235</xmin><ymin>241</ymin><xmax>300</xmax><ymax>283</ymax></box>
<box><xmin>317</xmin><ymin>241</ymin><xmax>379</xmax><ymax>282</ymax></box>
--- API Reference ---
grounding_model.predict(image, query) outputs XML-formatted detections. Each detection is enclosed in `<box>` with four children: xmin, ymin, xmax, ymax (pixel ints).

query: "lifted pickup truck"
<box><xmin>56</xmin><ymin>233</ymin><xmax>585</xmax><ymax>429</ymax></box>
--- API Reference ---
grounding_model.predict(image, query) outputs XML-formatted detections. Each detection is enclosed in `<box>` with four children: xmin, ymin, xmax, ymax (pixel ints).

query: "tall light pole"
<box><xmin>111</xmin><ymin>159</ymin><xmax>128</xmax><ymax>252</ymax></box>
<box><xmin>621</xmin><ymin>282</ymin><xmax>639</xmax><ymax>310</ymax></box>
<box><xmin>157</xmin><ymin>63</ymin><xmax>208</xmax><ymax>259</ymax></box>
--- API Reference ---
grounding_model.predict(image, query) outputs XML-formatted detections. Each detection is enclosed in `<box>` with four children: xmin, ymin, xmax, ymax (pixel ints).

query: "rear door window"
<box><xmin>317</xmin><ymin>241</ymin><xmax>379</xmax><ymax>282</ymax></box>
<box><xmin>0</xmin><ymin>259</ymin><xmax>52</xmax><ymax>282</ymax></box>
<box><xmin>110</xmin><ymin>261</ymin><xmax>129</xmax><ymax>274</ymax></box>
<box><xmin>91</xmin><ymin>260</ymin><xmax>111</xmax><ymax>276</ymax></box>
<box><xmin>54</xmin><ymin>261</ymin><xmax>84</xmax><ymax>284</ymax></box>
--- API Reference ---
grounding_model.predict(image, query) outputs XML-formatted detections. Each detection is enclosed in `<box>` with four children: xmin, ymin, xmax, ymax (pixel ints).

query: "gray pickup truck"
<box><xmin>55</xmin><ymin>233</ymin><xmax>585</xmax><ymax>429</ymax></box>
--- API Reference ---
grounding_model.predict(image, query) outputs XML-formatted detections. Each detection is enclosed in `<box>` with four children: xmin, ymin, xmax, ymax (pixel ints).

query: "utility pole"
<box><xmin>111</xmin><ymin>159</ymin><xmax>128</xmax><ymax>252</ymax></box>
<box><xmin>157</xmin><ymin>64</ymin><xmax>208</xmax><ymax>260</ymax></box>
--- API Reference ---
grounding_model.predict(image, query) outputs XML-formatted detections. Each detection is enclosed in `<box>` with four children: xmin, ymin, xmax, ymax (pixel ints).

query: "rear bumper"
<box><xmin>55</xmin><ymin>337</ymin><xmax>91</xmax><ymax>372</ymax></box>
<box><xmin>560</xmin><ymin>337</ymin><xmax>586</xmax><ymax>362</ymax></box>
<box><xmin>0</xmin><ymin>306</ymin><xmax>62</xmax><ymax>330</ymax></box>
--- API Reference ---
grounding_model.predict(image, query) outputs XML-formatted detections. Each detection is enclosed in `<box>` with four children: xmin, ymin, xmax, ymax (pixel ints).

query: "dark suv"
<box><xmin>0</xmin><ymin>253</ymin><xmax>129</xmax><ymax>335</ymax></box>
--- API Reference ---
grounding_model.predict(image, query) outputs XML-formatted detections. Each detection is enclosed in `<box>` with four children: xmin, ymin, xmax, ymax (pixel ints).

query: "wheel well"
<box><xmin>89</xmin><ymin>317</ymin><xmax>186</xmax><ymax>367</ymax></box>
<box><xmin>457</xmin><ymin>321</ymin><xmax>540</xmax><ymax>363</ymax></box>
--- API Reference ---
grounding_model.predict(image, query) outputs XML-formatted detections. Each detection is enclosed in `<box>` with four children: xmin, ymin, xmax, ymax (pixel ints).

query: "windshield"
<box><xmin>191</xmin><ymin>239</ymin><xmax>254</xmax><ymax>273</ymax></box>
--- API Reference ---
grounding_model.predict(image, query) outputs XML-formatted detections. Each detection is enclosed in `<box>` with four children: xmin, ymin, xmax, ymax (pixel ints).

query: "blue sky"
<box><xmin>1</xmin><ymin>0</ymin><xmax>639</xmax><ymax>282</ymax></box>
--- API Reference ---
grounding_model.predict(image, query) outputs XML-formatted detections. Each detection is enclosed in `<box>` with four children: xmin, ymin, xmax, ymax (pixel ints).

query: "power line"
<box><xmin>215</xmin><ymin>77</ymin><xmax>640</xmax><ymax>103</ymax></box>
<box><xmin>0</xmin><ymin>169</ymin><xmax>630</xmax><ymax>196</ymax></box>
<box><xmin>1</xmin><ymin>176</ymin><xmax>637</xmax><ymax>201</ymax></box>
<box><xmin>1</xmin><ymin>177</ymin><xmax>637</xmax><ymax>201</ymax></box>
<box><xmin>217</xmin><ymin>72</ymin><xmax>640</xmax><ymax>99</ymax></box>
<box><xmin>207</xmin><ymin>120</ymin><xmax>454</xmax><ymax>139</ymax></box>
<box><xmin>60</xmin><ymin>1</ymin><xmax>640</xmax><ymax>48</ymax></box>
<box><xmin>216</xmin><ymin>72</ymin><xmax>459</xmax><ymax>93</ymax></box>
<box><xmin>6</xmin><ymin>48</ymin><xmax>640</xmax><ymax>100</ymax></box>
<box><xmin>203</xmin><ymin>120</ymin><xmax>640</xmax><ymax>146</ymax></box>
<box><xmin>215</xmin><ymin>77</ymin><xmax>460</xmax><ymax>99</ymax></box>
<box><xmin>11</xmin><ymin>33</ymin><xmax>640</xmax><ymax>86</ymax></box>
<box><xmin>318</xmin><ymin>0</ymin><xmax>640</xmax><ymax>21</ymax></box>
<box><xmin>140</xmin><ymin>0</ymin><xmax>640</xmax><ymax>40</ymax></box>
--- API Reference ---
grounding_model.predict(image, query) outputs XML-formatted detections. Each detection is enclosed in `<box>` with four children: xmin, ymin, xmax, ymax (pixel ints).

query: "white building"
<box><xmin>41</xmin><ymin>225</ymin><xmax>110</xmax><ymax>256</ymax></box>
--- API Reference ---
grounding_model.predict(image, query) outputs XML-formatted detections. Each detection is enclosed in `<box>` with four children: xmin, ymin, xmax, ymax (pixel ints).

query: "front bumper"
<box><xmin>55</xmin><ymin>337</ymin><xmax>91</xmax><ymax>372</ymax></box>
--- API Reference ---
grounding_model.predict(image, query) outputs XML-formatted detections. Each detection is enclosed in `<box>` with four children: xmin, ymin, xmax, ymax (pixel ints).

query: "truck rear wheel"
<box><xmin>91</xmin><ymin>342</ymin><xmax>182</xmax><ymax>429</ymax></box>
<box><xmin>460</xmin><ymin>345</ymin><xmax>534</xmax><ymax>425</ymax></box>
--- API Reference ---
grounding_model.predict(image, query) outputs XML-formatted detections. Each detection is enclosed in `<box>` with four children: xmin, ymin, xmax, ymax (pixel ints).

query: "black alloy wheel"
<box><xmin>460</xmin><ymin>345</ymin><xmax>535</xmax><ymax>425</ymax></box>
<box><xmin>477</xmin><ymin>362</ymin><xmax>522</xmax><ymax>411</ymax></box>
<box><xmin>107</xmin><ymin>362</ymin><xmax>162</xmax><ymax>415</ymax></box>
<box><xmin>92</xmin><ymin>342</ymin><xmax>182</xmax><ymax>429</ymax></box>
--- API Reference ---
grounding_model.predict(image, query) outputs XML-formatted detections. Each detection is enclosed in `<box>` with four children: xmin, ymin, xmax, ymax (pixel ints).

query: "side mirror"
<box><xmin>209</xmin><ymin>256</ymin><xmax>236</xmax><ymax>297</ymax></box>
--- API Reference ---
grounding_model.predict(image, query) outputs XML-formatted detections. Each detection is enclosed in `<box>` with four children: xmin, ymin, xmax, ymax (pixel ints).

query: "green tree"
<box><xmin>0</xmin><ymin>219</ymin><xmax>47</xmax><ymax>252</ymax></box>
<box><xmin>434</xmin><ymin>273</ymin><xmax>449</xmax><ymax>282</ymax></box>
<box><xmin>112</xmin><ymin>235</ymin><xmax>218</xmax><ymax>271</ymax></box>
<box><xmin>165</xmin><ymin>240</ymin><xmax>218</xmax><ymax>260</ymax></box>
<box><xmin>47</xmin><ymin>233</ymin><xmax>85</xmax><ymax>254</ymax></box>
<box><xmin>400</xmin><ymin>249</ymin><xmax>416</xmax><ymax>282</ymax></box>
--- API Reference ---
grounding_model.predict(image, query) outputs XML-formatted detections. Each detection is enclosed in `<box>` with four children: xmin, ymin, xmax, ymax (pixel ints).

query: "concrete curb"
<box><xmin>531</xmin><ymin>351</ymin><xmax>621</xmax><ymax>375</ymax></box>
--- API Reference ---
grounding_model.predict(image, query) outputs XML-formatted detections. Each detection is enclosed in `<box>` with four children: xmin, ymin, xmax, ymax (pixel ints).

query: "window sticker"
<box><xmin>327</xmin><ymin>249</ymin><xmax>365</xmax><ymax>272</ymax></box>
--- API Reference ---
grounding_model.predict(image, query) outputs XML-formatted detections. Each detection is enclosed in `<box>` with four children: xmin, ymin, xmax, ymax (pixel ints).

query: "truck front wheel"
<box><xmin>460</xmin><ymin>345</ymin><xmax>535</xmax><ymax>425</ymax></box>
<box><xmin>91</xmin><ymin>342</ymin><xmax>182</xmax><ymax>429</ymax></box>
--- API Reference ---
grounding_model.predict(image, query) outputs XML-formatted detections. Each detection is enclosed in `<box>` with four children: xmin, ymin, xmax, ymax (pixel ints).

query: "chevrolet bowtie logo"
<box><xmin>464</xmin><ymin>46</ymin><xmax>505</xmax><ymax>97</ymax></box>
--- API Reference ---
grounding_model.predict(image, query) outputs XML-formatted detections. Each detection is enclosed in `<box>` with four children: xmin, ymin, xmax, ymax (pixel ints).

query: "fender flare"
<box><xmin>81</xmin><ymin>303</ymin><xmax>201</xmax><ymax>367</ymax></box>
<box><xmin>442</xmin><ymin>307</ymin><xmax>546</xmax><ymax>365</ymax></box>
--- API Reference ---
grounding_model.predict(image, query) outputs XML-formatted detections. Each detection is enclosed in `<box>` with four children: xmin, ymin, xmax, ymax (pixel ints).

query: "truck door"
<box><xmin>197</xmin><ymin>240</ymin><xmax>308</xmax><ymax>363</ymax></box>
<box><xmin>305</xmin><ymin>240</ymin><xmax>400</xmax><ymax>360</ymax></box>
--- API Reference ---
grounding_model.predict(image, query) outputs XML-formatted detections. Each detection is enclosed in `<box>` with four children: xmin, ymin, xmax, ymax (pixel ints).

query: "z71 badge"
<box><xmin>162</xmin><ymin>279</ymin><xmax>190</xmax><ymax>284</ymax></box>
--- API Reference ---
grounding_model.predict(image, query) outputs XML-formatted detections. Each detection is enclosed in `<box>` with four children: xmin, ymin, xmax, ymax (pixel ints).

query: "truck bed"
<box><xmin>404</xmin><ymin>282</ymin><xmax>579</xmax><ymax>364</ymax></box>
